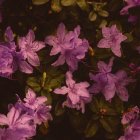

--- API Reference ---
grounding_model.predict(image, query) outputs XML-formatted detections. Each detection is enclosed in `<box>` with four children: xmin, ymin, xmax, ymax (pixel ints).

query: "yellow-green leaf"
<box><xmin>32</xmin><ymin>0</ymin><xmax>49</xmax><ymax>5</ymax></box>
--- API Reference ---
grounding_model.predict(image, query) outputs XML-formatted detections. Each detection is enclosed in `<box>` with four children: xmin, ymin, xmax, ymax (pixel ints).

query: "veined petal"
<box><xmin>19</xmin><ymin>61</ymin><xmax>33</xmax><ymax>74</ymax></box>
<box><xmin>27</xmin><ymin>51</ymin><xmax>40</xmax><ymax>66</ymax></box>
<box><xmin>98</xmin><ymin>39</ymin><xmax>111</xmax><ymax>48</ymax></box>
<box><xmin>32</xmin><ymin>41</ymin><xmax>45</xmax><ymax>52</ymax></box>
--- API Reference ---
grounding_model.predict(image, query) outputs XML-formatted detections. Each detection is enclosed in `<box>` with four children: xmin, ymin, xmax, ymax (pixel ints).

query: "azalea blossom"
<box><xmin>0</xmin><ymin>89</ymin><xmax>52</xmax><ymax>139</ymax></box>
<box><xmin>121</xmin><ymin>106</ymin><xmax>139</xmax><ymax>125</ymax></box>
<box><xmin>16</xmin><ymin>88</ymin><xmax>52</xmax><ymax>125</ymax></box>
<box><xmin>0</xmin><ymin>27</ymin><xmax>45</xmax><ymax>78</ymax></box>
<box><xmin>119</xmin><ymin>120</ymin><xmax>140</xmax><ymax>140</ymax></box>
<box><xmin>119</xmin><ymin>107</ymin><xmax>140</xmax><ymax>140</ymax></box>
<box><xmin>18</xmin><ymin>30</ymin><xmax>45</xmax><ymax>67</ymax></box>
<box><xmin>89</xmin><ymin>58</ymin><xmax>134</xmax><ymax>101</ymax></box>
<box><xmin>0</xmin><ymin>107</ymin><xmax>36</xmax><ymax>140</ymax></box>
<box><xmin>54</xmin><ymin>71</ymin><xmax>91</xmax><ymax>113</ymax></box>
<box><xmin>97</xmin><ymin>25</ymin><xmax>127</xmax><ymax>57</ymax></box>
<box><xmin>45</xmin><ymin>23</ymin><xmax>89</xmax><ymax>71</ymax></box>
<box><xmin>115</xmin><ymin>70</ymin><xmax>135</xmax><ymax>101</ymax></box>
<box><xmin>0</xmin><ymin>27</ymin><xmax>33</xmax><ymax>78</ymax></box>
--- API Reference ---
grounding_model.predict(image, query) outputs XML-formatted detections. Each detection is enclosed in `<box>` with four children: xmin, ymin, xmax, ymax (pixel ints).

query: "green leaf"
<box><xmin>43</xmin><ymin>68</ymin><xmax>64</xmax><ymax>91</ymax></box>
<box><xmin>32</xmin><ymin>0</ymin><xmax>49</xmax><ymax>5</ymax></box>
<box><xmin>113</xmin><ymin>96</ymin><xmax>124</xmax><ymax>114</ymax></box>
<box><xmin>93</xmin><ymin>2</ymin><xmax>107</xmax><ymax>12</ymax></box>
<box><xmin>100</xmin><ymin>117</ymin><xmax>119</xmax><ymax>133</ymax></box>
<box><xmin>98</xmin><ymin>10</ymin><xmax>109</xmax><ymax>17</ymax></box>
<box><xmin>84</xmin><ymin>119</ymin><xmax>99</xmax><ymax>138</ymax></box>
<box><xmin>100</xmin><ymin>118</ymin><xmax>113</xmax><ymax>133</ymax></box>
<box><xmin>76</xmin><ymin>0</ymin><xmax>89</xmax><ymax>11</ymax></box>
<box><xmin>89</xmin><ymin>11</ymin><xmax>97</xmax><ymax>21</ymax></box>
<box><xmin>26</xmin><ymin>77</ymin><xmax>41</xmax><ymax>92</ymax></box>
<box><xmin>69</xmin><ymin>111</ymin><xmax>87</xmax><ymax>133</ymax></box>
<box><xmin>89</xmin><ymin>97</ymin><xmax>100</xmax><ymax>113</ymax></box>
<box><xmin>99</xmin><ymin>97</ymin><xmax>117</xmax><ymax>116</ymax></box>
<box><xmin>124</xmin><ymin>33</ymin><xmax>133</xmax><ymax>42</ymax></box>
<box><xmin>51</xmin><ymin>0</ymin><xmax>62</xmax><ymax>12</ymax></box>
<box><xmin>61</xmin><ymin>0</ymin><xmax>76</xmax><ymax>6</ymax></box>
<box><xmin>99</xmin><ymin>20</ymin><xmax>107</xmax><ymax>28</ymax></box>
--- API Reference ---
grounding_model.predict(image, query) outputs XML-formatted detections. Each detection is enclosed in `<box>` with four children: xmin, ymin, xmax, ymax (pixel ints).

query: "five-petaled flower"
<box><xmin>18</xmin><ymin>30</ymin><xmax>45</xmax><ymax>67</ymax></box>
<box><xmin>54</xmin><ymin>71</ymin><xmax>91</xmax><ymax>113</ymax></box>
<box><xmin>97</xmin><ymin>25</ymin><xmax>127</xmax><ymax>57</ymax></box>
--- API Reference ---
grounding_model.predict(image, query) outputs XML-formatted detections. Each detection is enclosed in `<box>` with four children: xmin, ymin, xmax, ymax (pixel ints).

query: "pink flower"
<box><xmin>54</xmin><ymin>71</ymin><xmax>91</xmax><ymax>113</ymax></box>
<box><xmin>97</xmin><ymin>25</ymin><xmax>127</xmax><ymax>57</ymax></box>
<box><xmin>18</xmin><ymin>30</ymin><xmax>45</xmax><ymax>67</ymax></box>
<box><xmin>45</xmin><ymin>23</ymin><xmax>89</xmax><ymax>71</ymax></box>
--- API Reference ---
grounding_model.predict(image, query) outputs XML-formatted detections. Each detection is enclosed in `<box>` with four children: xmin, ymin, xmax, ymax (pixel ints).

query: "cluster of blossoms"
<box><xmin>120</xmin><ymin>0</ymin><xmax>140</xmax><ymax>23</ymax></box>
<box><xmin>0</xmin><ymin>27</ymin><xmax>45</xmax><ymax>78</ymax></box>
<box><xmin>119</xmin><ymin>106</ymin><xmax>140</xmax><ymax>140</ymax></box>
<box><xmin>45</xmin><ymin>23</ymin><xmax>89</xmax><ymax>71</ymax></box>
<box><xmin>0</xmin><ymin>88</ymin><xmax>52</xmax><ymax>140</ymax></box>
<box><xmin>0</xmin><ymin>21</ymin><xmax>138</xmax><ymax>139</ymax></box>
<box><xmin>89</xmin><ymin>57</ymin><xmax>134</xmax><ymax>101</ymax></box>
<box><xmin>45</xmin><ymin>23</ymin><xmax>134</xmax><ymax>113</ymax></box>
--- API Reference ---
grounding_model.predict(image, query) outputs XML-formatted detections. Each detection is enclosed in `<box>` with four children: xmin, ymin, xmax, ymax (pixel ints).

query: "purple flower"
<box><xmin>121</xmin><ymin>106</ymin><xmax>139</xmax><ymax>125</ymax></box>
<box><xmin>34</xmin><ymin>105</ymin><xmax>52</xmax><ymax>125</ymax></box>
<box><xmin>97</xmin><ymin>25</ymin><xmax>127</xmax><ymax>57</ymax></box>
<box><xmin>120</xmin><ymin>106</ymin><xmax>140</xmax><ymax>140</ymax></box>
<box><xmin>23</xmin><ymin>88</ymin><xmax>47</xmax><ymax>110</ymax></box>
<box><xmin>120</xmin><ymin>0</ymin><xmax>140</xmax><ymax>23</ymax></box>
<box><xmin>0</xmin><ymin>27</ymin><xmax>33</xmax><ymax>78</ymax></box>
<box><xmin>0</xmin><ymin>107</ymin><xmax>36</xmax><ymax>140</ymax></box>
<box><xmin>54</xmin><ymin>71</ymin><xmax>91</xmax><ymax>113</ymax></box>
<box><xmin>120</xmin><ymin>107</ymin><xmax>140</xmax><ymax>140</ymax></box>
<box><xmin>0</xmin><ymin>89</ymin><xmax>52</xmax><ymax>139</ymax></box>
<box><xmin>18</xmin><ymin>30</ymin><xmax>45</xmax><ymax>67</ymax></box>
<box><xmin>16</xmin><ymin>88</ymin><xmax>52</xmax><ymax>125</ymax></box>
<box><xmin>119</xmin><ymin>120</ymin><xmax>140</xmax><ymax>140</ymax></box>
<box><xmin>45</xmin><ymin>23</ymin><xmax>89</xmax><ymax>71</ymax></box>
<box><xmin>89</xmin><ymin>58</ymin><xmax>134</xmax><ymax>101</ymax></box>
<box><xmin>115</xmin><ymin>70</ymin><xmax>135</xmax><ymax>101</ymax></box>
<box><xmin>0</xmin><ymin>27</ymin><xmax>46</xmax><ymax>78</ymax></box>
<box><xmin>0</xmin><ymin>128</ymin><xmax>29</xmax><ymax>140</ymax></box>
<box><xmin>89</xmin><ymin>58</ymin><xmax>116</xmax><ymax>101</ymax></box>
